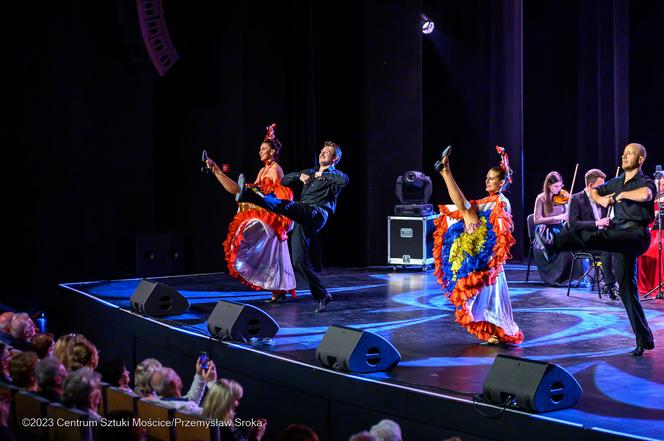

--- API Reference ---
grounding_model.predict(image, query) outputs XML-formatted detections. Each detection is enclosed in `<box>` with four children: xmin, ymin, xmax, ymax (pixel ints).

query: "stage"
<box><xmin>56</xmin><ymin>265</ymin><xmax>664</xmax><ymax>441</ymax></box>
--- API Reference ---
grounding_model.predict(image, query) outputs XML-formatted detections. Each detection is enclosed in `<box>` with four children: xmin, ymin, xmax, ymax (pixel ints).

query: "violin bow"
<box><xmin>566</xmin><ymin>163</ymin><xmax>580</xmax><ymax>214</ymax></box>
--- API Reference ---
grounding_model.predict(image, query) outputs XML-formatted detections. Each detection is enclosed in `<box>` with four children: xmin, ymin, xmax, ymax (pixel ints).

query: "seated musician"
<box><xmin>568</xmin><ymin>169</ymin><xmax>619</xmax><ymax>299</ymax></box>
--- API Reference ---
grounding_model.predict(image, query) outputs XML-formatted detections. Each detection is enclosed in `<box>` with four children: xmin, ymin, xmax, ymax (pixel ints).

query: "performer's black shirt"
<box><xmin>282</xmin><ymin>167</ymin><xmax>349</xmax><ymax>214</ymax></box>
<box><xmin>595</xmin><ymin>170</ymin><xmax>656</xmax><ymax>227</ymax></box>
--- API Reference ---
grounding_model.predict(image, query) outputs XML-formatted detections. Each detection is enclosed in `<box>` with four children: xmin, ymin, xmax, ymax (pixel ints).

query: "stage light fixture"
<box><xmin>395</xmin><ymin>171</ymin><xmax>432</xmax><ymax>205</ymax></box>
<box><xmin>421</xmin><ymin>14</ymin><xmax>435</xmax><ymax>34</ymax></box>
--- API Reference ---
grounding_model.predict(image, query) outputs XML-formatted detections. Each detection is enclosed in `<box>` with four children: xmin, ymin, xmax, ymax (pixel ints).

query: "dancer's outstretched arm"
<box><xmin>439</xmin><ymin>156</ymin><xmax>480</xmax><ymax>229</ymax></box>
<box><xmin>206</xmin><ymin>158</ymin><xmax>241</xmax><ymax>194</ymax></box>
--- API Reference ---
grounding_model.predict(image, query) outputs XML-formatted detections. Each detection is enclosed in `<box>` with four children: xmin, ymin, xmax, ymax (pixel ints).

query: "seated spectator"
<box><xmin>370</xmin><ymin>420</ymin><xmax>402</xmax><ymax>441</ymax></box>
<box><xmin>53</xmin><ymin>333</ymin><xmax>88</xmax><ymax>368</ymax></box>
<box><xmin>0</xmin><ymin>389</ymin><xmax>17</xmax><ymax>441</ymax></box>
<box><xmin>98</xmin><ymin>357</ymin><xmax>131</xmax><ymax>392</ymax></box>
<box><xmin>68</xmin><ymin>340</ymin><xmax>99</xmax><ymax>371</ymax></box>
<box><xmin>278</xmin><ymin>423</ymin><xmax>319</xmax><ymax>441</ymax></box>
<box><xmin>8</xmin><ymin>351</ymin><xmax>38</xmax><ymax>391</ymax></box>
<box><xmin>62</xmin><ymin>367</ymin><xmax>102</xmax><ymax>421</ymax></box>
<box><xmin>32</xmin><ymin>333</ymin><xmax>55</xmax><ymax>359</ymax></box>
<box><xmin>151</xmin><ymin>357</ymin><xmax>217</xmax><ymax>414</ymax></box>
<box><xmin>0</xmin><ymin>313</ymin><xmax>13</xmax><ymax>331</ymax></box>
<box><xmin>7</xmin><ymin>313</ymin><xmax>36</xmax><ymax>351</ymax></box>
<box><xmin>35</xmin><ymin>356</ymin><xmax>68</xmax><ymax>402</ymax></box>
<box><xmin>349</xmin><ymin>432</ymin><xmax>378</xmax><ymax>441</ymax></box>
<box><xmin>0</xmin><ymin>344</ymin><xmax>11</xmax><ymax>383</ymax></box>
<box><xmin>133</xmin><ymin>358</ymin><xmax>162</xmax><ymax>398</ymax></box>
<box><xmin>202</xmin><ymin>378</ymin><xmax>266</xmax><ymax>441</ymax></box>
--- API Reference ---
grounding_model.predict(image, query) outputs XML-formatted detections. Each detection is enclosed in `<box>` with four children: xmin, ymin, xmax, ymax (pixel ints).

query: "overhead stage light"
<box><xmin>421</xmin><ymin>14</ymin><xmax>435</xmax><ymax>34</ymax></box>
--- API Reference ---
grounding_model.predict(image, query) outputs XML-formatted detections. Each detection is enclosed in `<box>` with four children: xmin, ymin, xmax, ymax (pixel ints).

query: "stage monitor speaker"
<box><xmin>315</xmin><ymin>325</ymin><xmax>401</xmax><ymax>373</ymax></box>
<box><xmin>483</xmin><ymin>355</ymin><xmax>582</xmax><ymax>413</ymax></box>
<box><xmin>130</xmin><ymin>279</ymin><xmax>190</xmax><ymax>317</ymax></box>
<box><xmin>207</xmin><ymin>301</ymin><xmax>279</xmax><ymax>341</ymax></box>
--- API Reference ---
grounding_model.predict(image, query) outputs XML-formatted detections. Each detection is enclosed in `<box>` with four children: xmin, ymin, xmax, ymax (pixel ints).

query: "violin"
<box><xmin>552</xmin><ymin>189</ymin><xmax>570</xmax><ymax>205</ymax></box>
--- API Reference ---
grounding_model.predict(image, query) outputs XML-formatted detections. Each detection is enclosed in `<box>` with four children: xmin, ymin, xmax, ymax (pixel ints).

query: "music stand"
<box><xmin>644</xmin><ymin>172</ymin><xmax>663</xmax><ymax>301</ymax></box>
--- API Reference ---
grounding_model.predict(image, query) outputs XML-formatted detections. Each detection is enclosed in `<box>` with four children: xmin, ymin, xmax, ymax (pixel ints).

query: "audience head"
<box><xmin>35</xmin><ymin>356</ymin><xmax>68</xmax><ymax>397</ymax></box>
<box><xmin>349</xmin><ymin>432</ymin><xmax>378</xmax><ymax>441</ymax></box>
<box><xmin>68</xmin><ymin>340</ymin><xmax>99</xmax><ymax>371</ymax></box>
<box><xmin>9</xmin><ymin>351</ymin><xmax>38</xmax><ymax>390</ymax></box>
<box><xmin>0</xmin><ymin>312</ymin><xmax>14</xmax><ymax>333</ymax></box>
<box><xmin>99</xmin><ymin>357</ymin><xmax>130</xmax><ymax>389</ymax></box>
<box><xmin>53</xmin><ymin>333</ymin><xmax>88</xmax><ymax>367</ymax></box>
<box><xmin>9</xmin><ymin>312</ymin><xmax>36</xmax><ymax>342</ymax></box>
<box><xmin>62</xmin><ymin>367</ymin><xmax>102</xmax><ymax>413</ymax></box>
<box><xmin>202</xmin><ymin>378</ymin><xmax>243</xmax><ymax>422</ymax></box>
<box><xmin>32</xmin><ymin>333</ymin><xmax>55</xmax><ymax>359</ymax></box>
<box><xmin>0</xmin><ymin>343</ymin><xmax>10</xmax><ymax>380</ymax></box>
<box><xmin>278</xmin><ymin>423</ymin><xmax>320</xmax><ymax>441</ymax></box>
<box><xmin>150</xmin><ymin>367</ymin><xmax>183</xmax><ymax>398</ymax></box>
<box><xmin>370</xmin><ymin>419</ymin><xmax>402</xmax><ymax>441</ymax></box>
<box><xmin>134</xmin><ymin>358</ymin><xmax>162</xmax><ymax>397</ymax></box>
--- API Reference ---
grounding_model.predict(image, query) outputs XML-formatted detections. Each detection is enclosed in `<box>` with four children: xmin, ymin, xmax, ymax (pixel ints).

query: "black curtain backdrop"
<box><xmin>5</xmin><ymin>0</ymin><xmax>663</xmax><ymax>310</ymax></box>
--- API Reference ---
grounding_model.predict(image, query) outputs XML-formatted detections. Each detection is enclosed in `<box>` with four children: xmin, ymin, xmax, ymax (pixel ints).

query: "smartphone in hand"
<box><xmin>198</xmin><ymin>351</ymin><xmax>209</xmax><ymax>371</ymax></box>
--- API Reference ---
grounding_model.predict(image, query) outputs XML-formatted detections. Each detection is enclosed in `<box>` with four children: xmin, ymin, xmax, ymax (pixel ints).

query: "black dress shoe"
<box><xmin>630</xmin><ymin>342</ymin><xmax>655</xmax><ymax>356</ymax></box>
<box><xmin>315</xmin><ymin>294</ymin><xmax>332</xmax><ymax>313</ymax></box>
<box><xmin>609</xmin><ymin>287</ymin><xmax>620</xmax><ymax>300</ymax></box>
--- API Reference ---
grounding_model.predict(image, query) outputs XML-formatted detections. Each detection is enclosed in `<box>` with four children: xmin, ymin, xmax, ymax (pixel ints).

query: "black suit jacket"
<box><xmin>569</xmin><ymin>190</ymin><xmax>607</xmax><ymax>233</ymax></box>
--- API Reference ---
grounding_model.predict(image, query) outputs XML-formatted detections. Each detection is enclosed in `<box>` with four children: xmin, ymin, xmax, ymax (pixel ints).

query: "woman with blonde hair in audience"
<box><xmin>53</xmin><ymin>333</ymin><xmax>88</xmax><ymax>367</ymax></box>
<box><xmin>133</xmin><ymin>357</ymin><xmax>162</xmax><ymax>398</ymax></box>
<box><xmin>202</xmin><ymin>379</ymin><xmax>267</xmax><ymax>440</ymax></box>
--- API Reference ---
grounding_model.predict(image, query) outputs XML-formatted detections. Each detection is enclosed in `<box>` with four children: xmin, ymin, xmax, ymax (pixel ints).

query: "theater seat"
<box><xmin>174</xmin><ymin>410</ymin><xmax>220</xmax><ymax>441</ymax></box>
<box><xmin>136</xmin><ymin>398</ymin><xmax>175</xmax><ymax>441</ymax></box>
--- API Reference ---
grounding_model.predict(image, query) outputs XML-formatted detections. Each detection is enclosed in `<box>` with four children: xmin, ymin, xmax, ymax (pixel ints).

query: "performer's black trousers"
<box><xmin>241</xmin><ymin>190</ymin><xmax>329</xmax><ymax>301</ymax></box>
<box><xmin>554</xmin><ymin>226</ymin><xmax>653</xmax><ymax>347</ymax></box>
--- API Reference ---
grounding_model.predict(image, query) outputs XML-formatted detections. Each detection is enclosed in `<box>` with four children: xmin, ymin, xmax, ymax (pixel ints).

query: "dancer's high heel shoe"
<box><xmin>486</xmin><ymin>335</ymin><xmax>499</xmax><ymax>345</ymax></box>
<box><xmin>265</xmin><ymin>292</ymin><xmax>286</xmax><ymax>303</ymax></box>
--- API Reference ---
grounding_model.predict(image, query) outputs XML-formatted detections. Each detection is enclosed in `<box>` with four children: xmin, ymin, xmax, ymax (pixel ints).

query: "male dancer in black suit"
<box><xmin>568</xmin><ymin>168</ymin><xmax>619</xmax><ymax>299</ymax></box>
<box><xmin>536</xmin><ymin>143</ymin><xmax>656</xmax><ymax>356</ymax></box>
<box><xmin>237</xmin><ymin>141</ymin><xmax>349</xmax><ymax>312</ymax></box>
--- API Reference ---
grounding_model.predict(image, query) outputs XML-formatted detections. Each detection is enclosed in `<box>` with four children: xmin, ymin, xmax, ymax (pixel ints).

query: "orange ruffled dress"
<box><xmin>223</xmin><ymin>177</ymin><xmax>296</xmax><ymax>297</ymax></box>
<box><xmin>433</xmin><ymin>193</ymin><xmax>524</xmax><ymax>344</ymax></box>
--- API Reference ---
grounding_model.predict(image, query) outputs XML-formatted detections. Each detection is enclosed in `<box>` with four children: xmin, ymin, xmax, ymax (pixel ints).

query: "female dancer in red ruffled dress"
<box><xmin>205</xmin><ymin>124</ymin><xmax>296</xmax><ymax>302</ymax></box>
<box><xmin>433</xmin><ymin>147</ymin><xmax>523</xmax><ymax>344</ymax></box>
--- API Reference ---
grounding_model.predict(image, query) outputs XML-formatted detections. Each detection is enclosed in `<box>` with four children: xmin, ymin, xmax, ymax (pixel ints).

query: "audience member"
<box><xmin>32</xmin><ymin>333</ymin><xmax>55</xmax><ymax>359</ymax></box>
<box><xmin>202</xmin><ymin>378</ymin><xmax>266</xmax><ymax>441</ymax></box>
<box><xmin>35</xmin><ymin>356</ymin><xmax>68</xmax><ymax>402</ymax></box>
<box><xmin>62</xmin><ymin>367</ymin><xmax>102</xmax><ymax>421</ymax></box>
<box><xmin>278</xmin><ymin>423</ymin><xmax>319</xmax><ymax>441</ymax></box>
<box><xmin>8</xmin><ymin>351</ymin><xmax>38</xmax><ymax>391</ymax></box>
<box><xmin>134</xmin><ymin>358</ymin><xmax>162</xmax><ymax>398</ymax></box>
<box><xmin>0</xmin><ymin>313</ymin><xmax>13</xmax><ymax>334</ymax></box>
<box><xmin>151</xmin><ymin>356</ymin><xmax>217</xmax><ymax>413</ymax></box>
<box><xmin>68</xmin><ymin>340</ymin><xmax>99</xmax><ymax>371</ymax></box>
<box><xmin>370</xmin><ymin>419</ymin><xmax>402</xmax><ymax>441</ymax></box>
<box><xmin>99</xmin><ymin>357</ymin><xmax>131</xmax><ymax>391</ymax></box>
<box><xmin>0</xmin><ymin>390</ymin><xmax>17</xmax><ymax>441</ymax></box>
<box><xmin>7</xmin><ymin>313</ymin><xmax>36</xmax><ymax>351</ymax></box>
<box><xmin>0</xmin><ymin>344</ymin><xmax>10</xmax><ymax>383</ymax></box>
<box><xmin>53</xmin><ymin>333</ymin><xmax>88</xmax><ymax>368</ymax></box>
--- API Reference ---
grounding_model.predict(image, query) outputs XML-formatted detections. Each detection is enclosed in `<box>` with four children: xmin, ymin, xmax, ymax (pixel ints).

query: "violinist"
<box><xmin>568</xmin><ymin>169</ymin><xmax>619</xmax><ymax>299</ymax></box>
<box><xmin>533</xmin><ymin>171</ymin><xmax>584</xmax><ymax>286</ymax></box>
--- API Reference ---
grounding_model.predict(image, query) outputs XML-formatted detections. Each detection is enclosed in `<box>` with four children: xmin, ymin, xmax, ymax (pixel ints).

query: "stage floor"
<box><xmin>62</xmin><ymin>265</ymin><xmax>664</xmax><ymax>440</ymax></box>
